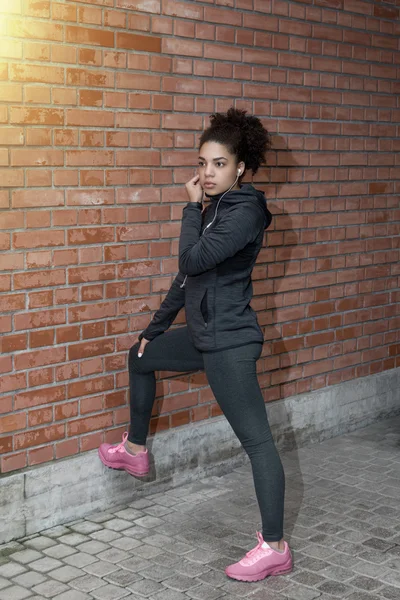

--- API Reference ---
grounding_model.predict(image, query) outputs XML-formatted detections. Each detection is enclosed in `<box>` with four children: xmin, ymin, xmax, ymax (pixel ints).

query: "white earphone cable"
<box><xmin>180</xmin><ymin>172</ymin><xmax>240</xmax><ymax>289</ymax></box>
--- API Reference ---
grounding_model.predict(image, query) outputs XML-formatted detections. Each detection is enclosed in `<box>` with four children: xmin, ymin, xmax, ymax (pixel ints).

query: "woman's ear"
<box><xmin>237</xmin><ymin>162</ymin><xmax>245</xmax><ymax>176</ymax></box>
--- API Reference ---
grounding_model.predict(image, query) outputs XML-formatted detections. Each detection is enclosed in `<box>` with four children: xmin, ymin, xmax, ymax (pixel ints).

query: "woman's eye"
<box><xmin>216</xmin><ymin>162</ymin><xmax>224</xmax><ymax>167</ymax></box>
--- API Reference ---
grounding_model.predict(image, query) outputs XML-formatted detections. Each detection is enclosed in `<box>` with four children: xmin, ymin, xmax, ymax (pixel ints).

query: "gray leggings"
<box><xmin>128</xmin><ymin>326</ymin><xmax>285</xmax><ymax>541</ymax></box>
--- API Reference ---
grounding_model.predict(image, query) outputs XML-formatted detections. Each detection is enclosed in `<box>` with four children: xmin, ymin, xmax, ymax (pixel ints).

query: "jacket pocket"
<box><xmin>200</xmin><ymin>289</ymin><xmax>208</xmax><ymax>327</ymax></box>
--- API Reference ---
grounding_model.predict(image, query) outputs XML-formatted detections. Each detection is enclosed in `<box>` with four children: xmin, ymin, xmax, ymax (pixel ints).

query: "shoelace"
<box><xmin>108</xmin><ymin>432</ymin><xmax>128</xmax><ymax>454</ymax></box>
<box><xmin>241</xmin><ymin>532</ymin><xmax>274</xmax><ymax>565</ymax></box>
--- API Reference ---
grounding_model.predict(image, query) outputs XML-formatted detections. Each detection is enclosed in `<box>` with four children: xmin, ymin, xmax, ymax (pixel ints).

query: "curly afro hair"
<box><xmin>199</xmin><ymin>107</ymin><xmax>271</xmax><ymax>175</ymax></box>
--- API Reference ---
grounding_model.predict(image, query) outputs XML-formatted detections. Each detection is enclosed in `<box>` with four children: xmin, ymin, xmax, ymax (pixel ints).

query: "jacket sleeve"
<box><xmin>138</xmin><ymin>271</ymin><xmax>186</xmax><ymax>342</ymax></box>
<box><xmin>179</xmin><ymin>202</ymin><xmax>266</xmax><ymax>276</ymax></box>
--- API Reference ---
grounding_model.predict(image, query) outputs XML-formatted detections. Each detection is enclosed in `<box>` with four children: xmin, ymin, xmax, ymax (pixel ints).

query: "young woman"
<box><xmin>99</xmin><ymin>108</ymin><xmax>293</xmax><ymax>582</ymax></box>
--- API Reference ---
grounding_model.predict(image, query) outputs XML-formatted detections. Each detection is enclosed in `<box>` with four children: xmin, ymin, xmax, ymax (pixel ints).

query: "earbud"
<box><xmin>237</xmin><ymin>169</ymin><xmax>242</xmax><ymax>176</ymax></box>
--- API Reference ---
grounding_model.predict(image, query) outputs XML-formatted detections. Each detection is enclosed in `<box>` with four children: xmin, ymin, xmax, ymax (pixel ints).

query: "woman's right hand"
<box><xmin>137</xmin><ymin>336</ymin><xmax>150</xmax><ymax>358</ymax></box>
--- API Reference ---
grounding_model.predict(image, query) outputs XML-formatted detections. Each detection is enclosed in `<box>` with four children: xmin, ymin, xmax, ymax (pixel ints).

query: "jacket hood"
<box><xmin>205</xmin><ymin>183</ymin><xmax>272</xmax><ymax>229</ymax></box>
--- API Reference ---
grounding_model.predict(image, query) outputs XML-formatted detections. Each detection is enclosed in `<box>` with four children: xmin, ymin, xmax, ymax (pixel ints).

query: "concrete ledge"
<box><xmin>1</xmin><ymin>367</ymin><xmax>399</xmax><ymax>544</ymax></box>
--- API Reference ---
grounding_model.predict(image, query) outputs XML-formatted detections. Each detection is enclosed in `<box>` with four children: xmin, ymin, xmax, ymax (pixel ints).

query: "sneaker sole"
<box><xmin>98</xmin><ymin>448</ymin><xmax>149</xmax><ymax>477</ymax></box>
<box><xmin>225</xmin><ymin>563</ymin><xmax>293</xmax><ymax>582</ymax></box>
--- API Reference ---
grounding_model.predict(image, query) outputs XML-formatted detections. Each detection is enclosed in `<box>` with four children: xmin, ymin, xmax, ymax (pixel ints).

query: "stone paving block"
<box><xmin>104</xmin><ymin>569</ymin><xmax>142</xmax><ymax>587</ymax></box>
<box><xmin>43</xmin><ymin>545</ymin><xmax>77</xmax><ymax>560</ymax></box>
<box><xmin>163</xmin><ymin>574</ymin><xmax>200</xmax><ymax>591</ymax></box>
<box><xmin>353</xmin><ymin>560</ymin><xmax>390</xmax><ymax>577</ymax></box>
<box><xmin>0</xmin><ymin>585</ymin><xmax>32</xmax><ymax>600</ymax></box>
<box><xmin>149</xmin><ymin>590</ymin><xmax>188</xmax><ymax>600</ymax></box>
<box><xmin>29</xmin><ymin>557</ymin><xmax>63</xmax><ymax>573</ymax></box>
<box><xmin>52</xmin><ymin>590</ymin><xmax>91</xmax><ymax>600</ymax></box>
<box><xmin>12</xmin><ymin>571</ymin><xmax>46</xmax><ymax>588</ymax></box>
<box><xmin>70</xmin><ymin>522</ymin><xmax>104</xmax><ymax>535</ymax></box>
<box><xmin>42</xmin><ymin>527</ymin><xmax>70</xmax><ymax>539</ymax></box>
<box><xmin>48</xmin><ymin>564</ymin><xmax>84</xmax><ymax>582</ymax></box>
<box><xmin>90</xmin><ymin>530</ymin><xmax>121</xmax><ymax>544</ymax></box>
<box><xmin>318</xmin><ymin>564</ymin><xmax>355</xmax><ymax>582</ymax></box>
<box><xmin>317</xmin><ymin>580</ymin><xmax>354</xmax><ymax>597</ymax></box>
<box><xmin>338</xmin><ymin>530</ymin><xmax>370</xmax><ymax>543</ymax></box>
<box><xmin>57</xmin><ymin>534</ymin><xmax>90</xmax><ymax>547</ymax></box>
<box><xmin>243</xmin><ymin>589</ymin><xmax>290</xmax><ymax>600</ymax></box>
<box><xmin>174</xmin><ymin>559</ymin><xmax>210</xmax><ymax>578</ymax></box>
<box><xmin>120</xmin><ymin>526</ymin><xmax>150</xmax><ymax>541</ymax></box>
<box><xmin>381</xmin><ymin>585</ymin><xmax>400</xmax><ymax>599</ymax></box>
<box><xmin>141</xmin><ymin>534</ymin><xmax>193</xmax><ymax>556</ymax></box>
<box><xmin>283</xmin><ymin>583</ymin><xmax>323</xmax><ymax>599</ymax></box>
<box><xmin>109</xmin><ymin>537</ymin><xmax>141</xmax><ymax>552</ymax></box>
<box><xmin>76</xmin><ymin>541</ymin><xmax>110</xmax><ymax>555</ymax></box>
<box><xmin>363</xmin><ymin>538</ymin><xmax>396</xmax><ymax>552</ymax></box>
<box><xmin>63</xmin><ymin>552</ymin><xmax>98</xmax><ymax>568</ymax></box>
<box><xmin>90</xmin><ymin>583</ymin><xmax>131</xmax><ymax>599</ymax></box>
<box><xmin>117</xmin><ymin>556</ymin><xmax>149</xmax><ymax>572</ymax></box>
<box><xmin>103</xmin><ymin>520</ymin><xmax>133</xmax><ymax>532</ymax></box>
<box><xmin>330</xmin><ymin>541</ymin><xmax>366</xmax><ymax>556</ymax></box>
<box><xmin>32</xmin><ymin>579</ymin><xmax>70</xmax><ymax>597</ymax></box>
<box><xmin>83</xmin><ymin>560</ymin><xmax>118</xmax><ymax>577</ymax></box>
<box><xmin>10</xmin><ymin>549</ymin><xmax>43</xmax><ymax>564</ymax></box>
<box><xmin>132</xmin><ymin>544</ymin><xmax>163</xmax><ymax>559</ymax></box>
<box><xmin>289</xmin><ymin>555</ymin><xmax>330</xmax><ymax>572</ymax></box>
<box><xmin>386</xmin><ymin>546</ymin><xmax>400</xmax><ymax>558</ymax></box>
<box><xmin>186</xmin><ymin>583</ymin><xmax>225</xmax><ymax>600</ymax></box>
<box><xmin>345</xmin><ymin>593</ymin><xmax>381</xmax><ymax>600</ymax></box>
<box><xmin>133</xmin><ymin>516</ymin><xmax>164</xmax><ymax>530</ymax></box>
<box><xmin>128</xmin><ymin>499</ymin><xmax>154</xmax><ymax>510</ymax></box>
<box><xmin>87</xmin><ymin>513</ymin><xmax>115</xmax><ymax>524</ymax></box>
<box><xmin>385</xmin><ymin>556</ymin><xmax>400</xmax><ymax>572</ymax></box>
<box><xmin>0</xmin><ymin>577</ymin><xmax>10</xmax><ymax>590</ymax></box>
<box><xmin>348</xmin><ymin>575</ymin><xmax>383</xmax><ymax>591</ymax></box>
<box><xmin>96</xmin><ymin>548</ymin><xmax>131</xmax><ymax>564</ymax></box>
<box><xmin>301</xmin><ymin>544</ymin><xmax>338</xmax><ymax>560</ymax></box>
<box><xmin>0</xmin><ymin>563</ymin><xmax>27</xmax><ymax>578</ymax></box>
<box><xmin>290</xmin><ymin>570</ymin><xmax>328</xmax><ymax>586</ymax></box>
<box><xmin>369</xmin><ymin>527</ymin><xmax>396</xmax><ymax>539</ymax></box>
<box><xmin>69</xmin><ymin>573</ymin><xmax>104</xmax><ymax>592</ymax></box>
<box><xmin>141</xmin><ymin>505</ymin><xmax>172</xmax><ymax>518</ymax></box>
<box><xmin>127</xmin><ymin>577</ymin><xmax>164</xmax><ymax>596</ymax></box>
<box><xmin>196</xmin><ymin>569</ymin><xmax>227</xmax><ymax>588</ymax></box>
<box><xmin>113</xmin><ymin>509</ymin><xmax>144</xmax><ymax>522</ymax></box>
<box><xmin>378</xmin><ymin>569</ymin><xmax>400</xmax><ymax>588</ymax></box>
<box><xmin>23</xmin><ymin>538</ymin><xmax>56</xmax><ymax>552</ymax></box>
<box><xmin>220</xmin><ymin>577</ymin><xmax>263</xmax><ymax>597</ymax></box>
<box><xmin>185</xmin><ymin>549</ymin><xmax>221</xmax><ymax>564</ymax></box>
<box><xmin>137</xmin><ymin>564</ymin><xmax>172</xmax><ymax>582</ymax></box>
<box><xmin>327</xmin><ymin>553</ymin><xmax>360</xmax><ymax>569</ymax></box>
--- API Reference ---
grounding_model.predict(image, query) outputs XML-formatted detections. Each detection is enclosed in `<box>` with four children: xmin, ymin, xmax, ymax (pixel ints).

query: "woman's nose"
<box><xmin>204</xmin><ymin>165</ymin><xmax>214</xmax><ymax>177</ymax></box>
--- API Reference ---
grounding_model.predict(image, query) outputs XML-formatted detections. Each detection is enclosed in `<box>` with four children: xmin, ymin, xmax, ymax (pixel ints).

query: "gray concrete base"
<box><xmin>1</xmin><ymin>367</ymin><xmax>399</xmax><ymax>544</ymax></box>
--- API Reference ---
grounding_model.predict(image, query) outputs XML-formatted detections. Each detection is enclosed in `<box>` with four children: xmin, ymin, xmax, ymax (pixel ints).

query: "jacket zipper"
<box><xmin>179</xmin><ymin>194</ymin><xmax>225</xmax><ymax>289</ymax></box>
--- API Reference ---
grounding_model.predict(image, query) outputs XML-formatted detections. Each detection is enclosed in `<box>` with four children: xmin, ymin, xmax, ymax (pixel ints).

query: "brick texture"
<box><xmin>0</xmin><ymin>0</ymin><xmax>399</xmax><ymax>473</ymax></box>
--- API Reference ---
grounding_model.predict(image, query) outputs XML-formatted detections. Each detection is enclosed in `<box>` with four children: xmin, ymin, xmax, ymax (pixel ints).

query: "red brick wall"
<box><xmin>0</xmin><ymin>0</ymin><xmax>399</xmax><ymax>473</ymax></box>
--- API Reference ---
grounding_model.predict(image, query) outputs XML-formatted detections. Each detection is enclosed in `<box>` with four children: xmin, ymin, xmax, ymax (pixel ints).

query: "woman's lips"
<box><xmin>203</xmin><ymin>182</ymin><xmax>216</xmax><ymax>188</ymax></box>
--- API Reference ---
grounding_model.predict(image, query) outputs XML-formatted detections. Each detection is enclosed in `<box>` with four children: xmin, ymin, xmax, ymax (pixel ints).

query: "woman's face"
<box><xmin>198</xmin><ymin>141</ymin><xmax>244</xmax><ymax>196</ymax></box>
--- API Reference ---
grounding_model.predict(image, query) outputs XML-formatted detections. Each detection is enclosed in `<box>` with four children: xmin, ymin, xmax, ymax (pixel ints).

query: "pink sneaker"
<box><xmin>98</xmin><ymin>432</ymin><xmax>149</xmax><ymax>477</ymax></box>
<box><xmin>225</xmin><ymin>532</ymin><xmax>293</xmax><ymax>582</ymax></box>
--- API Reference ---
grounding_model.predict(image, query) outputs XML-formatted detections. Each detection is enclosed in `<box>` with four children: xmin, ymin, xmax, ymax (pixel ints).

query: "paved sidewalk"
<box><xmin>1</xmin><ymin>415</ymin><xmax>400</xmax><ymax>600</ymax></box>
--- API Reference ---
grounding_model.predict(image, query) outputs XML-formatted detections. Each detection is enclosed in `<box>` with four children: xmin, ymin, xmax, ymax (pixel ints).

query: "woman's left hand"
<box><xmin>185</xmin><ymin>174</ymin><xmax>203</xmax><ymax>204</ymax></box>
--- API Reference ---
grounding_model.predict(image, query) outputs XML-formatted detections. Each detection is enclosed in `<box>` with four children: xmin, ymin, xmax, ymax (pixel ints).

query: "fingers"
<box><xmin>138</xmin><ymin>338</ymin><xmax>149</xmax><ymax>358</ymax></box>
<box><xmin>186</xmin><ymin>174</ymin><xmax>200</xmax><ymax>186</ymax></box>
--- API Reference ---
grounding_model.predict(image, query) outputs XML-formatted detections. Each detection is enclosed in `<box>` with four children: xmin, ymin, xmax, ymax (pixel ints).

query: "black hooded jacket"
<box><xmin>139</xmin><ymin>183</ymin><xmax>272</xmax><ymax>352</ymax></box>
